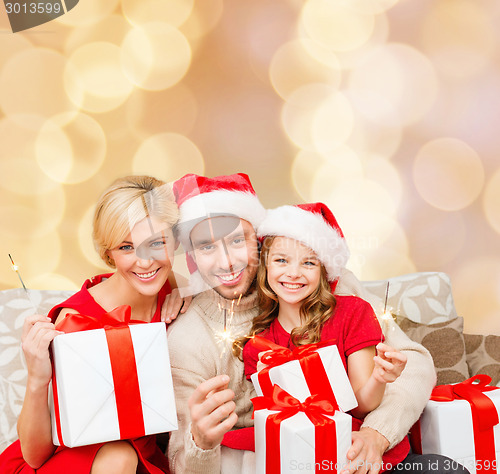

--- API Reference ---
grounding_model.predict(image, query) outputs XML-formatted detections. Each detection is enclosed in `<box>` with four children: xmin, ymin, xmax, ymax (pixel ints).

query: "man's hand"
<box><xmin>188</xmin><ymin>375</ymin><xmax>238</xmax><ymax>450</ymax></box>
<box><xmin>342</xmin><ymin>427</ymin><xmax>390</xmax><ymax>474</ymax></box>
<box><xmin>372</xmin><ymin>343</ymin><xmax>407</xmax><ymax>384</ymax></box>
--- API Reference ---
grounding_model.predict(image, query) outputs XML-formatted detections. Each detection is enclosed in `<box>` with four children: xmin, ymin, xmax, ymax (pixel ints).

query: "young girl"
<box><xmin>237</xmin><ymin>202</ymin><xmax>409</xmax><ymax>467</ymax></box>
<box><xmin>0</xmin><ymin>176</ymin><xmax>185</xmax><ymax>474</ymax></box>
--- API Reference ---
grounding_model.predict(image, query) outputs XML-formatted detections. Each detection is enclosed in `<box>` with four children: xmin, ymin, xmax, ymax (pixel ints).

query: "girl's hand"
<box><xmin>256</xmin><ymin>350</ymin><xmax>272</xmax><ymax>372</ymax></box>
<box><xmin>161</xmin><ymin>288</ymin><xmax>192</xmax><ymax>323</ymax></box>
<box><xmin>21</xmin><ymin>314</ymin><xmax>62</xmax><ymax>390</ymax></box>
<box><xmin>372</xmin><ymin>343</ymin><xmax>407</xmax><ymax>384</ymax></box>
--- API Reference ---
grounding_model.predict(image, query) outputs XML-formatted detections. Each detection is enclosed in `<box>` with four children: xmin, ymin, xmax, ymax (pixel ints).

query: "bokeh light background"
<box><xmin>1</xmin><ymin>0</ymin><xmax>499</xmax><ymax>335</ymax></box>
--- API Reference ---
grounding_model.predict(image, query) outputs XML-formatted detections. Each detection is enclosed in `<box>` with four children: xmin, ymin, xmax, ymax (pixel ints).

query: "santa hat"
<box><xmin>257</xmin><ymin>202</ymin><xmax>350</xmax><ymax>285</ymax></box>
<box><xmin>173</xmin><ymin>173</ymin><xmax>266</xmax><ymax>250</ymax></box>
<box><xmin>172</xmin><ymin>173</ymin><xmax>266</xmax><ymax>294</ymax></box>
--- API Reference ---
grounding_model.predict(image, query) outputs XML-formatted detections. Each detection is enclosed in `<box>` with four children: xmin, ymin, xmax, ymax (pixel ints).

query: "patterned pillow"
<box><xmin>363</xmin><ymin>272</ymin><xmax>458</xmax><ymax>325</ymax></box>
<box><xmin>464</xmin><ymin>333</ymin><xmax>500</xmax><ymax>387</ymax></box>
<box><xmin>397</xmin><ymin>314</ymin><xmax>469</xmax><ymax>385</ymax></box>
<box><xmin>0</xmin><ymin>288</ymin><xmax>74</xmax><ymax>452</ymax></box>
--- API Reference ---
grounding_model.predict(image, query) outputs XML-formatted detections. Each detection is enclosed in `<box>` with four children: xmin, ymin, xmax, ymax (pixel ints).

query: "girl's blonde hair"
<box><xmin>233</xmin><ymin>235</ymin><xmax>336</xmax><ymax>358</ymax></box>
<box><xmin>93</xmin><ymin>175</ymin><xmax>179</xmax><ymax>268</ymax></box>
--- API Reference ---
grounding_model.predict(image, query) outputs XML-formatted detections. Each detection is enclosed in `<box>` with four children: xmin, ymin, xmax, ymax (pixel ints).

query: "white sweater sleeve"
<box><xmin>336</xmin><ymin>269</ymin><xmax>436</xmax><ymax>448</ymax></box>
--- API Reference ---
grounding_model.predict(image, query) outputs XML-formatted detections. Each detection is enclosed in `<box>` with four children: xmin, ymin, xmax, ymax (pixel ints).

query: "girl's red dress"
<box><xmin>0</xmin><ymin>273</ymin><xmax>172</xmax><ymax>474</ymax></box>
<box><xmin>240</xmin><ymin>294</ymin><xmax>411</xmax><ymax>469</ymax></box>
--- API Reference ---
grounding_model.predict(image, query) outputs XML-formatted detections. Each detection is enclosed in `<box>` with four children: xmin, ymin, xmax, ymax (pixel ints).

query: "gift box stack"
<box><xmin>411</xmin><ymin>375</ymin><xmax>500</xmax><ymax>474</ymax></box>
<box><xmin>49</xmin><ymin>306</ymin><xmax>178</xmax><ymax>448</ymax></box>
<box><xmin>250</xmin><ymin>337</ymin><xmax>357</xmax><ymax>474</ymax></box>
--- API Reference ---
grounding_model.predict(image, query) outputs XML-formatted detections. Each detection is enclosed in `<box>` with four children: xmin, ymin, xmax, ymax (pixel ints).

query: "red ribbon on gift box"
<box><xmin>252</xmin><ymin>385</ymin><xmax>340</xmax><ymax>474</ymax></box>
<box><xmin>411</xmin><ymin>375</ymin><xmax>499</xmax><ymax>474</ymax></box>
<box><xmin>52</xmin><ymin>305</ymin><xmax>148</xmax><ymax>446</ymax></box>
<box><xmin>248</xmin><ymin>335</ymin><xmax>338</xmax><ymax>404</ymax></box>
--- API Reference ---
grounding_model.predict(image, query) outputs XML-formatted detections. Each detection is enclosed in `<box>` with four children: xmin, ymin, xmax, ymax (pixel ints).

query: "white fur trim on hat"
<box><xmin>257</xmin><ymin>205</ymin><xmax>350</xmax><ymax>281</ymax></box>
<box><xmin>177</xmin><ymin>190</ymin><xmax>266</xmax><ymax>248</ymax></box>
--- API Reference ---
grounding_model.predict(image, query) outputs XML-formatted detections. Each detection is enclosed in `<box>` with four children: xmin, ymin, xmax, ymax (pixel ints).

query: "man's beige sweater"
<box><xmin>166</xmin><ymin>270</ymin><xmax>436</xmax><ymax>473</ymax></box>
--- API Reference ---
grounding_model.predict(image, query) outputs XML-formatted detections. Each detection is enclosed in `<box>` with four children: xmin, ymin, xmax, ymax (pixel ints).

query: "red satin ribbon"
<box><xmin>252</xmin><ymin>385</ymin><xmax>339</xmax><ymax>473</ymax></box>
<box><xmin>431</xmin><ymin>375</ymin><xmax>498</xmax><ymax>474</ymax></box>
<box><xmin>52</xmin><ymin>305</ymin><xmax>148</xmax><ymax>445</ymax></box>
<box><xmin>412</xmin><ymin>375</ymin><xmax>499</xmax><ymax>473</ymax></box>
<box><xmin>249</xmin><ymin>336</ymin><xmax>338</xmax><ymax>405</ymax></box>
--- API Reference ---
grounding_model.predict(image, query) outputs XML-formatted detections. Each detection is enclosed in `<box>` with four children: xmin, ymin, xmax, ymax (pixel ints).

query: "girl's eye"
<box><xmin>304</xmin><ymin>260</ymin><xmax>317</xmax><ymax>266</ymax></box>
<box><xmin>274</xmin><ymin>258</ymin><xmax>286</xmax><ymax>263</ymax></box>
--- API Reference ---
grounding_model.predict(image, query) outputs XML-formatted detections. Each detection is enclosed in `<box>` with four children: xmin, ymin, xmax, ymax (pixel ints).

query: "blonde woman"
<box><xmin>1</xmin><ymin>176</ymin><xmax>187</xmax><ymax>474</ymax></box>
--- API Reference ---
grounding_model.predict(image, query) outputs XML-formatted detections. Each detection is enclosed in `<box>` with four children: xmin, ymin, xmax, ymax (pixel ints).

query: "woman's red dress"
<box><xmin>0</xmin><ymin>273</ymin><xmax>172</xmax><ymax>474</ymax></box>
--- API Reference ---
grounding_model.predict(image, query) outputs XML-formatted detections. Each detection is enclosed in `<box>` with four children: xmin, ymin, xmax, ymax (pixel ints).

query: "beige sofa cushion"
<box><xmin>0</xmin><ymin>288</ymin><xmax>74</xmax><ymax>453</ymax></box>
<box><xmin>363</xmin><ymin>272</ymin><xmax>458</xmax><ymax>325</ymax></box>
<box><xmin>397</xmin><ymin>315</ymin><xmax>469</xmax><ymax>385</ymax></box>
<box><xmin>464</xmin><ymin>333</ymin><xmax>500</xmax><ymax>387</ymax></box>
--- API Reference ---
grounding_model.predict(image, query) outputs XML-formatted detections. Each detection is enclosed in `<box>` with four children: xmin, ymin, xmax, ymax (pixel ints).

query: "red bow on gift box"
<box><xmin>52</xmin><ymin>306</ymin><xmax>151</xmax><ymax>446</ymax></box>
<box><xmin>249</xmin><ymin>335</ymin><xmax>338</xmax><ymax>403</ymax></box>
<box><xmin>252</xmin><ymin>385</ymin><xmax>340</xmax><ymax>474</ymax></box>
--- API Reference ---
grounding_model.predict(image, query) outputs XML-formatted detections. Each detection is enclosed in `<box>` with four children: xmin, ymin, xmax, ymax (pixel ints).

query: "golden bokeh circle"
<box><xmin>282</xmin><ymin>84</ymin><xmax>352</xmax><ymax>151</ymax></box>
<box><xmin>64</xmin><ymin>14</ymin><xmax>131</xmax><ymax>53</ymax></box>
<box><xmin>0</xmin><ymin>231</ymin><xmax>62</xmax><ymax>288</ymax></box>
<box><xmin>309</xmin><ymin>146</ymin><xmax>363</xmax><ymax>203</ymax></box>
<box><xmin>0</xmin><ymin>185</ymin><xmax>65</xmax><ymax>240</ymax></box>
<box><xmin>348</xmin><ymin>43</ymin><xmax>438</xmax><ymax>126</ymax></box>
<box><xmin>180</xmin><ymin>0</ymin><xmax>224</xmax><ymax>42</ymax></box>
<box><xmin>301</xmin><ymin>0</ymin><xmax>375</xmax><ymax>52</ymax></box>
<box><xmin>0</xmin><ymin>116</ymin><xmax>60</xmax><ymax>196</ymax></box>
<box><xmin>348</xmin><ymin>0</ymin><xmax>399</xmax><ymax>15</ymax></box>
<box><xmin>483</xmin><ymin>168</ymin><xmax>500</xmax><ymax>235</ymax></box>
<box><xmin>126</xmin><ymin>84</ymin><xmax>198</xmax><ymax>137</ymax></box>
<box><xmin>65</xmin><ymin>41</ymin><xmax>134</xmax><ymax>113</ymax></box>
<box><xmin>121</xmin><ymin>22</ymin><xmax>192</xmax><ymax>91</ymax></box>
<box><xmin>0</xmin><ymin>48</ymin><xmax>79</xmax><ymax>123</ymax></box>
<box><xmin>0</xmin><ymin>30</ymin><xmax>32</xmax><ymax>67</ymax></box>
<box><xmin>35</xmin><ymin>113</ymin><xmax>107</xmax><ymax>184</ymax></box>
<box><xmin>454</xmin><ymin>257</ymin><xmax>500</xmax><ymax>333</ymax></box>
<box><xmin>29</xmin><ymin>273</ymin><xmax>80</xmax><ymax>291</ymax></box>
<box><xmin>122</xmin><ymin>0</ymin><xmax>194</xmax><ymax>28</ymax></box>
<box><xmin>413</xmin><ymin>138</ymin><xmax>484</xmax><ymax>211</ymax></box>
<box><xmin>270</xmin><ymin>39</ymin><xmax>341</xmax><ymax>101</ymax></box>
<box><xmin>132</xmin><ymin>133</ymin><xmax>205</xmax><ymax>182</ymax></box>
<box><xmin>55</xmin><ymin>0</ymin><xmax>120</xmax><ymax>27</ymax></box>
<box><xmin>291</xmin><ymin>150</ymin><xmax>328</xmax><ymax>201</ymax></box>
<box><xmin>421</xmin><ymin>0</ymin><xmax>496</xmax><ymax>80</ymax></box>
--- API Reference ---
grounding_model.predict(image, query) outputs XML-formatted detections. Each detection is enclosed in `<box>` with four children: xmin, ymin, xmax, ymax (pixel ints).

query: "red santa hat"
<box><xmin>173</xmin><ymin>173</ymin><xmax>266</xmax><ymax>250</ymax></box>
<box><xmin>257</xmin><ymin>202</ymin><xmax>350</xmax><ymax>285</ymax></box>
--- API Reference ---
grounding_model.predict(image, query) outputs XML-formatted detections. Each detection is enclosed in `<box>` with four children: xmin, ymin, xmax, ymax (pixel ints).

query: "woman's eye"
<box><xmin>119</xmin><ymin>244</ymin><xmax>133</xmax><ymax>251</ymax></box>
<box><xmin>151</xmin><ymin>240</ymin><xmax>166</xmax><ymax>248</ymax></box>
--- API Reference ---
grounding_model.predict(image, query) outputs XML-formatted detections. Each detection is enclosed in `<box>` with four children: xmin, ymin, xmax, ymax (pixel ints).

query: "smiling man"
<box><xmin>166</xmin><ymin>173</ymin><xmax>265</xmax><ymax>474</ymax></box>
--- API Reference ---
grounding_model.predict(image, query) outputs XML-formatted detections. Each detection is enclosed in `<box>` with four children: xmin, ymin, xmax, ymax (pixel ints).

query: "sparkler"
<box><xmin>8</xmin><ymin>254</ymin><xmax>37</xmax><ymax>311</ymax></box>
<box><xmin>216</xmin><ymin>294</ymin><xmax>243</xmax><ymax>350</ymax></box>
<box><xmin>380</xmin><ymin>281</ymin><xmax>393</xmax><ymax>341</ymax></box>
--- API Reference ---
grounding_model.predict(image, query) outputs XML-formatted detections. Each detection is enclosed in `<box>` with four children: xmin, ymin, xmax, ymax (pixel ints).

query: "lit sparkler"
<box><xmin>8</xmin><ymin>254</ymin><xmax>37</xmax><ymax>311</ymax></box>
<box><xmin>380</xmin><ymin>281</ymin><xmax>394</xmax><ymax>341</ymax></box>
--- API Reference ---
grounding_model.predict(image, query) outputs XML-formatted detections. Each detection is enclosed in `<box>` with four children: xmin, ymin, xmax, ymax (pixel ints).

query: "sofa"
<box><xmin>1</xmin><ymin>271</ymin><xmax>499</xmax><ymax>453</ymax></box>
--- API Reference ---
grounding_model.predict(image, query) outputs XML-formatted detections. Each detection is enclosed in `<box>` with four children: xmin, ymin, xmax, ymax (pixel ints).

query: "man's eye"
<box><xmin>232</xmin><ymin>238</ymin><xmax>245</xmax><ymax>245</ymax></box>
<box><xmin>199</xmin><ymin>244</ymin><xmax>215</xmax><ymax>252</ymax></box>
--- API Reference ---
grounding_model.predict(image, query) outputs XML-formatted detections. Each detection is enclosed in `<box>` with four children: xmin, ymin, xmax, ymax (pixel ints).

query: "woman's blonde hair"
<box><xmin>233</xmin><ymin>235</ymin><xmax>336</xmax><ymax>358</ymax></box>
<box><xmin>93</xmin><ymin>175</ymin><xmax>179</xmax><ymax>268</ymax></box>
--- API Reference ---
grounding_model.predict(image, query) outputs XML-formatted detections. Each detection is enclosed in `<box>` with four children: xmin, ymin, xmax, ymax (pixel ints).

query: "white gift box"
<box><xmin>50</xmin><ymin>322</ymin><xmax>177</xmax><ymax>447</ymax></box>
<box><xmin>255</xmin><ymin>408</ymin><xmax>352</xmax><ymax>474</ymax></box>
<box><xmin>251</xmin><ymin>344</ymin><xmax>358</xmax><ymax>412</ymax></box>
<box><xmin>418</xmin><ymin>389</ymin><xmax>500</xmax><ymax>474</ymax></box>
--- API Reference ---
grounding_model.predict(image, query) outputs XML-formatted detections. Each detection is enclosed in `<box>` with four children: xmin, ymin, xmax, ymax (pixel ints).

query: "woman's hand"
<box><xmin>372</xmin><ymin>343</ymin><xmax>407</xmax><ymax>384</ymax></box>
<box><xmin>21</xmin><ymin>314</ymin><xmax>61</xmax><ymax>390</ymax></box>
<box><xmin>161</xmin><ymin>288</ymin><xmax>192</xmax><ymax>323</ymax></box>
